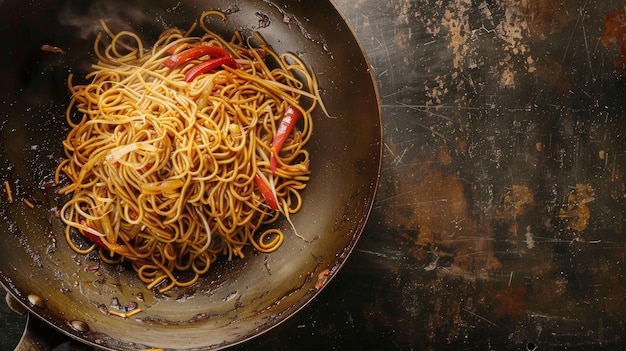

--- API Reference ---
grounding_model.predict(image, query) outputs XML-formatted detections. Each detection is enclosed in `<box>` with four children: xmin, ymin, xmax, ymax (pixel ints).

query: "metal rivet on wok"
<box><xmin>69</xmin><ymin>319</ymin><xmax>90</xmax><ymax>333</ymax></box>
<box><xmin>27</xmin><ymin>294</ymin><xmax>46</xmax><ymax>309</ymax></box>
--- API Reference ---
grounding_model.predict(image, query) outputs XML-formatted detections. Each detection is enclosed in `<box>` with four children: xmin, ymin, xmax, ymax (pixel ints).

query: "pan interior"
<box><xmin>0</xmin><ymin>0</ymin><xmax>381</xmax><ymax>350</ymax></box>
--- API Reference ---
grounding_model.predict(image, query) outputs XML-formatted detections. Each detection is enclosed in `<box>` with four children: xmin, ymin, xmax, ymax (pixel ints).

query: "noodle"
<box><xmin>55</xmin><ymin>13</ymin><xmax>321</xmax><ymax>293</ymax></box>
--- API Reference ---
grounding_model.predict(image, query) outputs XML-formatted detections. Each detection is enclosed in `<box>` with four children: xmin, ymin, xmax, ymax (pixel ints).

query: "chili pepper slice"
<box><xmin>163</xmin><ymin>45</ymin><xmax>230</xmax><ymax>68</ymax></box>
<box><xmin>78</xmin><ymin>220</ymin><xmax>133</xmax><ymax>256</ymax></box>
<box><xmin>82</xmin><ymin>230</ymin><xmax>107</xmax><ymax>250</ymax></box>
<box><xmin>80</xmin><ymin>226</ymin><xmax>135</xmax><ymax>257</ymax></box>
<box><xmin>78</xmin><ymin>220</ymin><xmax>108</xmax><ymax>249</ymax></box>
<box><xmin>166</xmin><ymin>42</ymin><xmax>182</xmax><ymax>54</ymax></box>
<box><xmin>254</xmin><ymin>173</ymin><xmax>278</xmax><ymax>211</ymax></box>
<box><xmin>270</xmin><ymin>105</ymin><xmax>302</xmax><ymax>175</ymax></box>
<box><xmin>184</xmin><ymin>56</ymin><xmax>238</xmax><ymax>82</ymax></box>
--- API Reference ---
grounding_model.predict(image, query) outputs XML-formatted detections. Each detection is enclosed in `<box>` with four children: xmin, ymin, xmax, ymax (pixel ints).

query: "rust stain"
<box><xmin>533</xmin><ymin>56</ymin><xmax>572</xmax><ymax>91</ymax></box>
<box><xmin>393</xmin><ymin>29</ymin><xmax>411</xmax><ymax>50</ymax></box>
<box><xmin>389</xmin><ymin>0</ymin><xmax>413</xmax><ymax>26</ymax></box>
<box><xmin>384</xmin><ymin>143</ymin><xmax>501</xmax><ymax>277</ymax></box>
<box><xmin>559</xmin><ymin>184</ymin><xmax>594</xmax><ymax>232</ymax></box>
<box><xmin>495</xmin><ymin>185</ymin><xmax>534</xmax><ymax>240</ymax></box>
<box><xmin>607</xmin><ymin>165</ymin><xmax>625</xmax><ymax>201</ymax></box>
<box><xmin>601</xmin><ymin>269</ymin><xmax>626</xmax><ymax>319</ymax></box>
<box><xmin>439</xmin><ymin>145</ymin><xmax>453</xmax><ymax>166</ymax></box>
<box><xmin>507</xmin><ymin>0</ymin><xmax>578</xmax><ymax>41</ymax></box>
<box><xmin>493</xmin><ymin>285</ymin><xmax>528</xmax><ymax>320</ymax></box>
<box><xmin>531</xmin><ymin>275</ymin><xmax>569</xmax><ymax>310</ymax></box>
<box><xmin>497</xmin><ymin>185</ymin><xmax>534</xmax><ymax>220</ymax></box>
<box><xmin>602</xmin><ymin>7</ymin><xmax>626</xmax><ymax>73</ymax></box>
<box><xmin>441</xmin><ymin>0</ymin><xmax>472</xmax><ymax>70</ymax></box>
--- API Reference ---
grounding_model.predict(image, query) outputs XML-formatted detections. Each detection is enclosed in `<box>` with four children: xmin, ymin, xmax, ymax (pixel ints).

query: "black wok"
<box><xmin>0</xmin><ymin>0</ymin><xmax>382</xmax><ymax>349</ymax></box>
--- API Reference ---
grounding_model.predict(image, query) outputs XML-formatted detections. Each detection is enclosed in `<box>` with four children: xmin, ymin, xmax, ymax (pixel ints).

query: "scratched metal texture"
<box><xmin>3</xmin><ymin>0</ymin><xmax>626</xmax><ymax>350</ymax></box>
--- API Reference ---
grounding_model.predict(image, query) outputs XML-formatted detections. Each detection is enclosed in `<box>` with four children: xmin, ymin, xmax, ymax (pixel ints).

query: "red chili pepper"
<box><xmin>129</xmin><ymin>209</ymin><xmax>139</xmax><ymax>221</ymax></box>
<box><xmin>166</xmin><ymin>43</ymin><xmax>181</xmax><ymax>54</ymax></box>
<box><xmin>79</xmin><ymin>223</ymin><xmax>108</xmax><ymax>250</ymax></box>
<box><xmin>254</xmin><ymin>173</ymin><xmax>278</xmax><ymax>211</ymax></box>
<box><xmin>184</xmin><ymin>56</ymin><xmax>238</xmax><ymax>82</ymax></box>
<box><xmin>163</xmin><ymin>45</ymin><xmax>230</xmax><ymax>68</ymax></box>
<box><xmin>270</xmin><ymin>105</ymin><xmax>302</xmax><ymax>175</ymax></box>
<box><xmin>78</xmin><ymin>220</ymin><xmax>136</xmax><ymax>257</ymax></box>
<box><xmin>136</xmin><ymin>163</ymin><xmax>153</xmax><ymax>175</ymax></box>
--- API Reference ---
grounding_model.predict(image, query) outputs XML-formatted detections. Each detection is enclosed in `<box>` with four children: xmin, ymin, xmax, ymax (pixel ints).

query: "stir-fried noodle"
<box><xmin>55</xmin><ymin>12</ymin><xmax>323</xmax><ymax>292</ymax></box>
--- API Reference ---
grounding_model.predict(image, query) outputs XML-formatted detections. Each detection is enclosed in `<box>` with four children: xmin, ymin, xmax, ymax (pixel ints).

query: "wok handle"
<box><xmin>14</xmin><ymin>314</ymin><xmax>81</xmax><ymax>351</ymax></box>
<box><xmin>5</xmin><ymin>292</ymin><xmax>69</xmax><ymax>351</ymax></box>
<box><xmin>17</xmin><ymin>315</ymin><xmax>88</xmax><ymax>351</ymax></box>
<box><xmin>15</xmin><ymin>315</ymin><xmax>53</xmax><ymax>351</ymax></box>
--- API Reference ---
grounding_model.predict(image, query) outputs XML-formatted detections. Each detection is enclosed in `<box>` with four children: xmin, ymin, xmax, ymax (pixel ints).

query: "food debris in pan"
<box><xmin>40</xmin><ymin>44</ymin><xmax>66</xmax><ymax>54</ymax></box>
<box><xmin>96</xmin><ymin>296</ymin><xmax>143</xmax><ymax>318</ymax></box>
<box><xmin>22</xmin><ymin>198</ymin><xmax>36</xmax><ymax>209</ymax></box>
<box><xmin>255</xmin><ymin>11</ymin><xmax>271</xmax><ymax>28</ymax></box>
<box><xmin>282</xmin><ymin>13</ymin><xmax>295</xmax><ymax>25</ymax></box>
<box><xmin>84</xmin><ymin>264</ymin><xmax>100</xmax><ymax>272</ymax></box>
<box><xmin>315</xmin><ymin>269</ymin><xmax>330</xmax><ymax>290</ymax></box>
<box><xmin>4</xmin><ymin>180</ymin><xmax>13</xmax><ymax>203</ymax></box>
<box><xmin>3</xmin><ymin>180</ymin><xmax>38</xmax><ymax>209</ymax></box>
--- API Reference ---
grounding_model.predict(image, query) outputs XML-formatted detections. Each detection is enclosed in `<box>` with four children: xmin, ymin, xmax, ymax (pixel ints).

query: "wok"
<box><xmin>0</xmin><ymin>0</ymin><xmax>382</xmax><ymax>350</ymax></box>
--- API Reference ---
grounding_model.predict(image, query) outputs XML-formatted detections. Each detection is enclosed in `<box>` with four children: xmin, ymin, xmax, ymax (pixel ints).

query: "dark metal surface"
<box><xmin>4</xmin><ymin>0</ymin><xmax>626</xmax><ymax>350</ymax></box>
